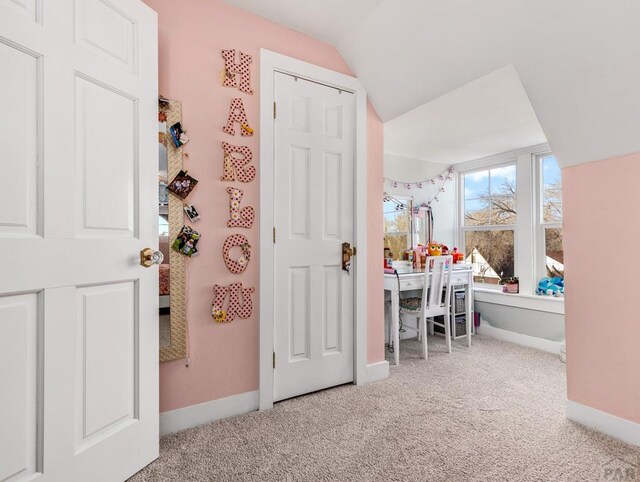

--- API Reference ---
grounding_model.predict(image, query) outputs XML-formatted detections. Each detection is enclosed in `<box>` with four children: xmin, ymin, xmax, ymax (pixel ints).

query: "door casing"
<box><xmin>259</xmin><ymin>49</ymin><xmax>368</xmax><ymax>410</ymax></box>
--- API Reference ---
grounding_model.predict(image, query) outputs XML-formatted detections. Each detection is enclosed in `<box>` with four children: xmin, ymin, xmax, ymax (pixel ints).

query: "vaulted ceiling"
<box><xmin>222</xmin><ymin>0</ymin><xmax>383</xmax><ymax>45</ymax></box>
<box><xmin>384</xmin><ymin>65</ymin><xmax>546</xmax><ymax>165</ymax></box>
<box><xmin>224</xmin><ymin>0</ymin><xmax>640</xmax><ymax>168</ymax></box>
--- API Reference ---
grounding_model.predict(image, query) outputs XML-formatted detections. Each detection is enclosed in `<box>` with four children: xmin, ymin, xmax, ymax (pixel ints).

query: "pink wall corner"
<box><xmin>143</xmin><ymin>0</ymin><xmax>384</xmax><ymax>413</ymax></box>
<box><xmin>564</xmin><ymin>152</ymin><xmax>640</xmax><ymax>424</ymax></box>
<box><xmin>367</xmin><ymin>102</ymin><xmax>385</xmax><ymax>364</ymax></box>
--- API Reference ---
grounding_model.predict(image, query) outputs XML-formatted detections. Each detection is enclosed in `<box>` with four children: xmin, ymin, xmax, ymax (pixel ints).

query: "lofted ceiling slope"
<box><xmin>225</xmin><ymin>0</ymin><xmax>640</xmax><ymax>168</ymax></box>
<box><xmin>384</xmin><ymin>65</ymin><xmax>547</xmax><ymax>165</ymax></box>
<box><xmin>222</xmin><ymin>0</ymin><xmax>383</xmax><ymax>45</ymax></box>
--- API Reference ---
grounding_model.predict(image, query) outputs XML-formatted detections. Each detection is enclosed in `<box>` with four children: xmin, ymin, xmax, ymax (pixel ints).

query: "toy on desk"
<box><xmin>451</xmin><ymin>247</ymin><xmax>465</xmax><ymax>264</ymax></box>
<box><xmin>383</xmin><ymin>247</ymin><xmax>394</xmax><ymax>269</ymax></box>
<box><xmin>413</xmin><ymin>248</ymin><xmax>422</xmax><ymax>269</ymax></box>
<box><xmin>536</xmin><ymin>276</ymin><xmax>564</xmax><ymax>297</ymax></box>
<box><xmin>427</xmin><ymin>242</ymin><xmax>443</xmax><ymax>257</ymax></box>
<box><xmin>412</xmin><ymin>245</ymin><xmax>429</xmax><ymax>269</ymax></box>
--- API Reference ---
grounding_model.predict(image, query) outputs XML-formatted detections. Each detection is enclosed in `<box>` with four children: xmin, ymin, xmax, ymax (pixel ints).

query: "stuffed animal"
<box><xmin>427</xmin><ymin>242</ymin><xmax>443</xmax><ymax>257</ymax></box>
<box><xmin>536</xmin><ymin>277</ymin><xmax>564</xmax><ymax>297</ymax></box>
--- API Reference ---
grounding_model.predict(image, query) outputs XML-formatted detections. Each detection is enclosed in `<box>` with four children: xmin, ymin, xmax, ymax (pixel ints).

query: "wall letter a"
<box><xmin>223</xmin><ymin>98</ymin><xmax>252</xmax><ymax>137</ymax></box>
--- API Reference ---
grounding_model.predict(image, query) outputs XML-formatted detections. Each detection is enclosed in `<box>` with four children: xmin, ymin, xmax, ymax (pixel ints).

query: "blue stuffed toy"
<box><xmin>536</xmin><ymin>276</ymin><xmax>564</xmax><ymax>296</ymax></box>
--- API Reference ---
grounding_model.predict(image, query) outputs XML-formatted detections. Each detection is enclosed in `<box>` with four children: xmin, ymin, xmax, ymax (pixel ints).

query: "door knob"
<box><xmin>342</xmin><ymin>242</ymin><xmax>356</xmax><ymax>273</ymax></box>
<box><xmin>140</xmin><ymin>248</ymin><xmax>163</xmax><ymax>268</ymax></box>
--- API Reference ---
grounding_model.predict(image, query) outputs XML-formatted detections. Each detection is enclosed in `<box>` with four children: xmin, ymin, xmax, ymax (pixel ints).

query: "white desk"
<box><xmin>383</xmin><ymin>265</ymin><xmax>474</xmax><ymax>365</ymax></box>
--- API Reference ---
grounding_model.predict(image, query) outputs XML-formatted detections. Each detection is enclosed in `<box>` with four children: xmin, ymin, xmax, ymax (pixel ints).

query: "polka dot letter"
<box><xmin>223</xmin><ymin>234</ymin><xmax>251</xmax><ymax>274</ymax></box>
<box><xmin>212</xmin><ymin>283</ymin><xmax>255</xmax><ymax>322</ymax></box>
<box><xmin>220</xmin><ymin>142</ymin><xmax>255</xmax><ymax>183</ymax></box>
<box><xmin>222</xmin><ymin>98</ymin><xmax>252</xmax><ymax>137</ymax></box>
<box><xmin>221</xmin><ymin>49</ymin><xmax>253</xmax><ymax>95</ymax></box>
<box><xmin>227</xmin><ymin>187</ymin><xmax>255</xmax><ymax>229</ymax></box>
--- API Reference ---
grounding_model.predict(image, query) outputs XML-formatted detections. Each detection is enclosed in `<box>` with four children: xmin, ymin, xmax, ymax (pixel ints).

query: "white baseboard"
<box><xmin>161</xmin><ymin>363</ymin><xmax>390</xmax><ymax>435</ymax></box>
<box><xmin>160</xmin><ymin>390</ymin><xmax>259</xmax><ymax>436</ymax></box>
<box><xmin>566</xmin><ymin>400</ymin><xmax>640</xmax><ymax>446</ymax></box>
<box><xmin>365</xmin><ymin>360</ymin><xmax>390</xmax><ymax>383</ymax></box>
<box><xmin>477</xmin><ymin>321</ymin><xmax>563</xmax><ymax>354</ymax></box>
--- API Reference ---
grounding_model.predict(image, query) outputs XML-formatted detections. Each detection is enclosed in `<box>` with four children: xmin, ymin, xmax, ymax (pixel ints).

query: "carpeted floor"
<box><xmin>130</xmin><ymin>336</ymin><xmax>640</xmax><ymax>481</ymax></box>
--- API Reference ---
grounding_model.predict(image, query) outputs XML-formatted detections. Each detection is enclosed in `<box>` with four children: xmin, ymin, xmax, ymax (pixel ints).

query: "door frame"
<box><xmin>259</xmin><ymin>49</ymin><xmax>368</xmax><ymax>410</ymax></box>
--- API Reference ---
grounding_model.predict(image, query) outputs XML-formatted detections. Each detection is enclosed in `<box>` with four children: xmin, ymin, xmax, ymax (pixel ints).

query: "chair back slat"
<box><xmin>422</xmin><ymin>256</ymin><xmax>453</xmax><ymax>315</ymax></box>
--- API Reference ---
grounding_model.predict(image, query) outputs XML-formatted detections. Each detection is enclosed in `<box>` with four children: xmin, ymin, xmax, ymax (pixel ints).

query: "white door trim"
<box><xmin>259</xmin><ymin>49</ymin><xmax>368</xmax><ymax>410</ymax></box>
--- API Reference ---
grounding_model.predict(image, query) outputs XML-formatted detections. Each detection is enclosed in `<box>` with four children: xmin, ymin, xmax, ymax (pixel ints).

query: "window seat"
<box><xmin>474</xmin><ymin>287</ymin><xmax>564</xmax><ymax>315</ymax></box>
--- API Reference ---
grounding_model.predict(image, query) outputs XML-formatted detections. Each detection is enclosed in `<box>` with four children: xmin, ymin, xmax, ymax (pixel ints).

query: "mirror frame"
<box><xmin>159</xmin><ymin>99</ymin><xmax>187</xmax><ymax>362</ymax></box>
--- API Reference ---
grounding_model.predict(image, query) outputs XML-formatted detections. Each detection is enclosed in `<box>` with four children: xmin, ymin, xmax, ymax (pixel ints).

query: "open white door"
<box><xmin>273</xmin><ymin>72</ymin><xmax>356</xmax><ymax>402</ymax></box>
<box><xmin>0</xmin><ymin>1</ymin><xmax>158</xmax><ymax>481</ymax></box>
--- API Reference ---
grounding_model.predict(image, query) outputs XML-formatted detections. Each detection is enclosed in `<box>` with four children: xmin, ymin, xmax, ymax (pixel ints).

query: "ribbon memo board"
<box><xmin>160</xmin><ymin>99</ymin><xmax>187</xmax><ymax>362</ymax></box>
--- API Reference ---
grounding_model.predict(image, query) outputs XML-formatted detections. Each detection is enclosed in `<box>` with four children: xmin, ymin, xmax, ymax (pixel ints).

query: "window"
<box><xmin>538</xmin><ymin>154</ymin><xmax>563</xmax><ymax>278</ymax></box>
<box><xmin>457</xmin><ymin>145</ymin><xmax>565</xmax><ymax>295</ymax></box>
<box><xmin>383</xmin><ymin>198</ymin><xmax>412</xmax><ymax>260</ymax></box>
<box><xmin>159</xmin><ymin>214</ymin><xmax>169</xmax><ymax>237</ymax></box>
<box><xmin>462</xmin><ymin>164</ymin><xmax>516</xmax><ymax>284</ymax></box>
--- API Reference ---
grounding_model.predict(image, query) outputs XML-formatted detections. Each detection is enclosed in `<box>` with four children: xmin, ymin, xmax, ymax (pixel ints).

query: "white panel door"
<box><xmin>273</xmin><ymin>72</ymin><xmax>355</xmax><ymax>402</ymax></box>
<box><xmin>0</xmin><ymin>1</ymin><xmax>158</xmax><ymax>481</ymax></box>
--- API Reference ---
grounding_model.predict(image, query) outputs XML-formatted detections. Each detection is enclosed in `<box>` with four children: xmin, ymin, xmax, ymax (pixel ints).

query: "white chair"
<box><xmin>399</xmin><ymin>255</ymin><xmax>453</xmax><ymax>359</ymax></box>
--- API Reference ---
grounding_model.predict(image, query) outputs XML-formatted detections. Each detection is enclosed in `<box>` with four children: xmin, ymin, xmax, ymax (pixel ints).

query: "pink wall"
<box><xmin>564</xmin><ymin>152</ymin><xmax>640</xmax><ymax>424</ymax></box>
<box><xmin>367</xmin><ymin>105</ymin><xmax>385</xmax><ymax>363</ymax></box>
<box><xmin>143</xmin><ymin>0</ymin><xmax>385</xmax><ymax>413</ymax></box>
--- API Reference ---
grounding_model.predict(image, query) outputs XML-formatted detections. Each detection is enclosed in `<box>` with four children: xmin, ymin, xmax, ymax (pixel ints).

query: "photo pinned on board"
<box><xmin>183</xmin><ymin>204</ymin><xmax>200</xmax><ymax>222</ymax></box>
<box><xmin>167</xmin><ymin>170</ymin><xmax>198</xmax><ymax>199</ymax></box>
<box><xmin>169</xmin><ymin>121</ymin><xmax>190</xmax><ymax>147</ymax></box>
<box><xmin>172</xmin><ymin>225</ymin><xmax>201</xmax><ymax>257</ymax></box>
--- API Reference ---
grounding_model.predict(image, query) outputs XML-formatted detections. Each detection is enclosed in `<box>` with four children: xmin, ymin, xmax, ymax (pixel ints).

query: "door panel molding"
<box><xmin>0</xmin><ymin>0</ymin><xmax>158</xmax><ymax>479</ymax></box>
<box><xmin>259</xmin><ymin>49</ymin><xmax>368</xmax><ymax>409</ymax></box>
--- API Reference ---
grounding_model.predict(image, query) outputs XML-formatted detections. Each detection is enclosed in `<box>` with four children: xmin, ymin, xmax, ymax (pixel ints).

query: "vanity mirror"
<box><xmin>158</xmin><ymin>98</ymin><xmax>187</xmax><ymax>362</ymax></box>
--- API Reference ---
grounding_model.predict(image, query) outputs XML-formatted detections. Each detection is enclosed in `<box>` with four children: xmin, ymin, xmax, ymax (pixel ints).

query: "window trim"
<box><xmin>535</xmin><ymin>152</ymin><xmax>563</xmax><ymax>281</ymax></box>
<box><xmin>383</xmin><ymin>195</ymin><xmax>414</xmax><ymax>253</ymax></box>
<box><xmin>459</xmin><ymin>159</ymin><xmax>518</xmax><ymax>288</ymax></box>
<box><xmin>456</xmin><ymin>143</ymin><xmax>555</xmax><ymax>295</ymax></box>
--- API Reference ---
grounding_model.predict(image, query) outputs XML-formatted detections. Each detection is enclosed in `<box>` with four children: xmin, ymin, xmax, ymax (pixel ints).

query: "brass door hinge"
<box><xmin>273</xmin><ymin>351</ymin><xmax>276</xmax><ymax>369</ymax></box>
<box><xmin>273</xmin><ymin>227</ymin><xmax>276</xmax><ymax>243</ymax></box>
<box><xmin>353</xmin><ymin>246</ymin><xmax>357</xmax><ymax>256</ymax></box>
<box><xmin>273</xmin><ymin>101</ymin><xmax>277</xmax><ymax>119</ymax></box>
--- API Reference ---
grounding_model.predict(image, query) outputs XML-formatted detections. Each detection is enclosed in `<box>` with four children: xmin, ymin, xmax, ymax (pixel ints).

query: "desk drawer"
<box><xmin>450</xmin><ymin>273</ymin><xmax>468</xmax><ymax>285</ymax></box>
<box><xmin>400</xmin><ymin>278</ymin><xmax>423</xmax><ymax>290</ymax></box>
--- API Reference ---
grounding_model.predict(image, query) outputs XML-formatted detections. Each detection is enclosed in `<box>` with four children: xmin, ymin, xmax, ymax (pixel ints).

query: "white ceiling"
<box><xmin>222</xmin><ymin>0</ymin><xmax>383</xmax><ymax>45</ymax></box>
<box><xmin>224</xmin><ymin>0</ymin><xmax>640</xmax><ymax>168</ymax></box>
<box><xmin>384</xmin><ymin>65</ymin><xmax>547</xmax><ymax>165</ymax></box>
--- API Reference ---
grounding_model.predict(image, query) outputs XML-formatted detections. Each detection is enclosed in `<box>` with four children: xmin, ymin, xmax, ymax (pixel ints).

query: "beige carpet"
<box><xmin>130</xmin><ymin>336</ymin><xmax>639</xmax><ymax>481</ymax></box>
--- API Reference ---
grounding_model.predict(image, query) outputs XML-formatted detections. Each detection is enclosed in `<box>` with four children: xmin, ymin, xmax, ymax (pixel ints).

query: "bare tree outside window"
<box><xmin>463</xmin><ymin>165</ymin><xmax>516</xmax><ymax>284</ymax></box>
<box><xmin>540</xmin><ymin>155</ymin><xmax>563</xmax><ymax>277</ymax></box>
<box><xmin>383</xmin><ymin>199</ymin><xmax>412</xmax><ymax>260</ymax></box>
<box><xmin>459</xmin><ymin>152</ymin><xmax>564</xmax><ymax>291</ymax></box>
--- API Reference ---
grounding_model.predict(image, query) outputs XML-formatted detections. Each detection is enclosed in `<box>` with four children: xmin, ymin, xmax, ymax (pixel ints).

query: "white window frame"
<box><xmin>456</xmin><ymin>143</ymin><xmax>552</xmax><ymax>295</ymax></box>
<box><xmin>458</xmin><ymin>159</ymin><xmax>518</xmax><ymax>289</ymax></box>
<box><xmin>383</xmin><ymin>195</ymin><xmax>414</xmax><ymax>252</ymax></box>
<box><xmin>535</xmin><ymin>152</ymin><xmax>563</xmax><ymax>281</ymax></box>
